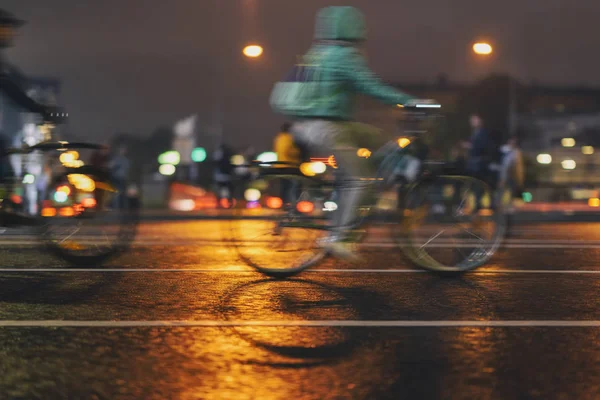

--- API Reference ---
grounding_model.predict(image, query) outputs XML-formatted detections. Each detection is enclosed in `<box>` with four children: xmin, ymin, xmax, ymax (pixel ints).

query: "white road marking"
<box><xmin>2</xmin><ymin>268</ymin><xmax>600</xmax><ymax>274</ymax></box>
<box><xmin>3</xmin><ymin>239</ymin><xmax>600</xmax><ymax>249</ymax></box>
<box><xmin>2</xmin><ymin>320</ymin><xmax>600</xmax><ymax>327</ymax></box>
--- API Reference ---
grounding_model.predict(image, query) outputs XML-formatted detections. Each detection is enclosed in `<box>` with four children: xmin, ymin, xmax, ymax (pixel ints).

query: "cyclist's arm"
<box><xmin>0</xmin><ymin>73</ymin><xmax>46</xmax><ymax>114</ymax></box>
<box><xmin>340</xmin><ymin>48</ymin><xmax>414</xmax><ymax>106</ymax></box>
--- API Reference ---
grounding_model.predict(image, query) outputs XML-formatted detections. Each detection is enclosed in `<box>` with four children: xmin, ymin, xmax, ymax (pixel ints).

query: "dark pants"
<box><xmin>216</xmin><ymin>181</ymin><xmax>233</xmax><ymax>207</ymax></box>
<box><xmin>112</xmin><ymin>179</ymin><xmax>128</xmax><ymax>209</ymax></box>
<box><xmin>280</xmin><ymin>178</ymin><xmax>300</xmax><ymax>206</ymax></box>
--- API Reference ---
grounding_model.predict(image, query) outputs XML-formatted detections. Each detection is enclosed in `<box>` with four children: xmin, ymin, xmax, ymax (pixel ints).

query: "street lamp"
<box><xmin>213</xmin><ymin>43</ymin><xmax>264</xmax><ymax>144</ymax></box>
<box><xmin>243</xmin><ymin>45</ymin><xmax>263</xmax><ymax>58</ymax></box>
<box><xmin>472</xmin><ymin>40</ymin><xmax>517</xmax><ymax>136</ymax></box>
<box><xmin>473</xmin><ymin>42</ymin><xmax>493</xmax><ymax>55</ymax></box>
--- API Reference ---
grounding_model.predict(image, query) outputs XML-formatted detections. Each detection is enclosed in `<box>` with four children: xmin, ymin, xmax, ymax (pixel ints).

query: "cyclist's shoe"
<box><xmin>318</xmin><ymin>233</ymin><xmax>362</xmax><ymax>263</ymax></box>
<box><xmin>326</xmin><ymin>241</ymin><xmax>361</xmax><ymax>263</ymax></box>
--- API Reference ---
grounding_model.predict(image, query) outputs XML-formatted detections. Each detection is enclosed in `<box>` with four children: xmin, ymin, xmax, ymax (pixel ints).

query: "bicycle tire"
<box><xmin>228</xmin><ymin>168</ymin><xmax>332</xmax><ymax>278</ymax></box>
<box><xmin>397</xmin><ymin>175</ymin><xmax>506</xmax><ymax>272</ymax></box>
<box><xmin>39</xmin><ymin>168</ymin><xmax>139</xmax><ymax>266</ymax></box>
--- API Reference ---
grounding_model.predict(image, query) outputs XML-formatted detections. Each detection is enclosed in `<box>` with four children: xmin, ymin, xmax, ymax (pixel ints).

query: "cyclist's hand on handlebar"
<box><xmin>402</xmin><ymin>99</ymin><xmax>441</xmax><ymax>109</ymax></box>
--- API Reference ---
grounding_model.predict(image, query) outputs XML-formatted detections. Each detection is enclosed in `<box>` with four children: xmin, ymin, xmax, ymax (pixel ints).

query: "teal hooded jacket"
<box><xmin>298</xmin><ymin>6</ymin><xmax>415</xmax><ymax>120</ymax></box>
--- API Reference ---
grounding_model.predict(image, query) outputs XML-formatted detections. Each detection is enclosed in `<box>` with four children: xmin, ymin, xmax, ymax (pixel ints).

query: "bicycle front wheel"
<box><xmin>228</xmin><ymin>170</ymin><xmax>331</xmax><ymax>278</ymax></box>
<box><xmin>39</xmin><ymin>168</ymin><xmax>139</xmax><ymax>265</ymax></box>
<box><xmin>398</xmin><ymin>175</ymin><xmax>505</xmax><ymax>272</ymax></box>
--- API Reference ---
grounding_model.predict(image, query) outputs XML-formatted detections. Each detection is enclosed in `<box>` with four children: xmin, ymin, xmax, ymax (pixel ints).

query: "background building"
<box><xmin>384</xmin><ymin>75</ymin><xmax>600</xmax><ymax>187</ymax></box>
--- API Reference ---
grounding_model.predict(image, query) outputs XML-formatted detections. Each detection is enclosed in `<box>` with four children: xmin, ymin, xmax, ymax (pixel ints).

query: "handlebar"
<box><xmin>400</xmin><ymin>99</ymin><xmax>441</xmax><ymax>110</ymax></box>
<box><xmin>6</xmin><ymin>141</ymin><xmax>105</xmax><ymax>155</ymax></box>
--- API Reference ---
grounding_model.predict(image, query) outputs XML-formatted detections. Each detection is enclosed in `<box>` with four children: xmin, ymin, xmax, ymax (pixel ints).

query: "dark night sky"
<box><xmin>4</xmin><ymin>0</ymin><xmax>600</xmax><ymax>148</ymax></box>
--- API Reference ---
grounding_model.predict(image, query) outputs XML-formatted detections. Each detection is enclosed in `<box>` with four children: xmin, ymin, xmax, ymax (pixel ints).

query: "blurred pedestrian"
<box><xmin>465</xmin><ymin>114</ymin><xmax>493</xmax><ymax>180</ymax></box>
<box><xmin>109</xmin><ymin>144</ymin><xmax>129</xmax><ymax>209</ymax></box>
<box><xmin>273</xmin><ymin>122</ymin><xmax>302</xmax><ymax>206</ymax></box>
<box><xmin>213</xmin><ymin>142</ymin><xmax>234</xmax><ymax>207</ymax></box>
<box><xmin>499</xmin><ymin>136</ymin><xmax>525</xmax><ymax>205</ymax></box>
<box><xmin>464</xmin><ymin>114</ymin><xmax>499</xmax><ymax>208</ymax></box>
<box><xmin>0</xmin><ymin>128</ymin><xmax>13</xmax><ymax>185</ymax></box>
<box><xmin>89</xmin><ymin>144</ymin><xmax>110</xmax><ymax>209</ymax></box>
<box><xmin>91</xmin><ymin>143</ymin><xmax>110</xmax><ymax>171</ymax></box>
<box><xmin>36</xmin><ymin>159</ymin><xmax>51</xmax><ymax>211</ymax></box>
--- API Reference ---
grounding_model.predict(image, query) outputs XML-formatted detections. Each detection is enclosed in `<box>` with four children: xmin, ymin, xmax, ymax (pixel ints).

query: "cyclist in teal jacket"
<box><xmin>288</xmin><ymin>6</ymin><xmax>433</xmax><ymax>260</ymax></box>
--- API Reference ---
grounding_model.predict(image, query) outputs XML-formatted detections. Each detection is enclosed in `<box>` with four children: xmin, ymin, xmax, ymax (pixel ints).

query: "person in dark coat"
<box><xmin>0</xmin><ymin>9</ymin><xmax>56</xmax><ymax>118</ymax></box>
<box><xmin>464</xmin><ymin>114</ymin><xmax>500</xmax><ymax>208</ymax></box>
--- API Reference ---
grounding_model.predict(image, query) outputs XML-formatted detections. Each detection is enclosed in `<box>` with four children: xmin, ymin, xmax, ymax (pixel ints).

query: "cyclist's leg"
<box><xmin>293</xmin><ymin>120</ymin><xmax>380</xmax><ymax>259</ymax></box>
<box><xmin>330</xmin><ymin>121</ymin><xmax>382</xmax><ymax>229</ymax></box>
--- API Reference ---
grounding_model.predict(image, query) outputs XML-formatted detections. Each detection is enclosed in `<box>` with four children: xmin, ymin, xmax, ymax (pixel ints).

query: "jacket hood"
<box><xmin>314</xmin><ymin>6</ymin><xmax>366</xmax><ymax>42</ymax></box>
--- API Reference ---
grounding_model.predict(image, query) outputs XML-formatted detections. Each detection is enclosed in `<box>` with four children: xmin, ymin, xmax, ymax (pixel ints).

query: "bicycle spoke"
<box><xmin>420</xmin><ymin>229</ymin><xmax>446</xmax><ymax>250</ymax></box>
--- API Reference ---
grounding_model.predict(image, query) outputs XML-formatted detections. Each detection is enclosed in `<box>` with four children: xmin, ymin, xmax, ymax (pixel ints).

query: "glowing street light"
<box><xmin>561</xmin><ymin>138</ymin><xmax>576</xmax><ymax>148</ymax></box>
<box><xmin>536</xmin><ymin>154</ymin><xmax>552</xmax><ymax>164</ymax></box>
<box><xmin>582</xmin><ymin>146</ymin><xmax>594</xmax><ymax>155</ymax></box>
<box><xmin>191</xmin><ymin>147</ymin><xmax>207</xmax><ymax>162</ymax></box>
<box><xmin>158</xmin><ymin>151</ymin><xmax>180</xmax><ymax>165</ymax></box>
<box><xmin>244</xmin><ymin>188</ymin><xmax>261</xmax><ymax>202</ymax></box>
<box><xmin>562</xmin><ymin>159</ymin><xmax>576</xmax><ymax>170</ymax></box>
<box><xmin>159</xmin><ymin>164</ymin><xmax>176</xmax><ymax>176</ymax></box>
<box><xmin>230</xmin><ymin>155</ymin><xmax>245</xmax><ymax>166</ymax></box>
<box><xmin>243</xmin><ymin>45</ymin><xmax>263</xmax><ymax>58</ymax></box>
<box><xmin>473</xmin><ymin>42</ymin><xmax>493</xmax><ymax>55</ymax></box>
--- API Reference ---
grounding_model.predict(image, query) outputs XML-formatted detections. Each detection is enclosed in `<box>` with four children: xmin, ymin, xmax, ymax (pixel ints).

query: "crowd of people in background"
<box><xmin>208</xmin><ymin>114</ymin><xmax>526</xmax><ymax>211</ymax></box>
<box><xmin>458</xmin><ymin>113</ymin><xmax>526</xmax><ymax>209</ymax></box>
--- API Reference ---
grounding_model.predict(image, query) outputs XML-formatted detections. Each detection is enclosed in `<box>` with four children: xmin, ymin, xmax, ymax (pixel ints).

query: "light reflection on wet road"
<box><xmin>2</xmin><ymin>221</ymin><xmax>600</xmax><ymax>399</ymax></box>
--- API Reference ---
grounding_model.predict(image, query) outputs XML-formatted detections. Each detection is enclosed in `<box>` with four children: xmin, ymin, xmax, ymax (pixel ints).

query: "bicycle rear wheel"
<box><xmin>39</xmin><ymin>168</ymin><xmax>139</xmax><ymax>265</ymax></box>
<box><xmin>398</xmin><ymin>175</ymin><xmax>505</xmax><ymax>272</ymax></box>
<box><xmin>229</xmin><ymin>169</ymin><xmax>332</xmax><ymax>278</ymax></box>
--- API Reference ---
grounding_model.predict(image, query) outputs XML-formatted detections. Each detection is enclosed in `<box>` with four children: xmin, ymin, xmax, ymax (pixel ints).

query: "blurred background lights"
<box><xmin>323</xmin><ymin>201</ymin><xmax>338</xmax><ymax>212</ymax></box>
<box><xmin>159</xmin><ymin>164</ymin><xmax>176</xmax><ymax>176</ymax></box>
<box><xmin>398</xmin><ymin>138</ymin><xmax>411</xmax><ymax>148</ymax></box>
<box><xmin>244</xmin><ymin>188</ymin><xmax>261</xmax><ymax>202</ymax></box>
<box><xmin>191</xmin><ymin>147</ymin><xmax>207</xmax><ymax>162</ymax></box>
<box><xmin>158</xmin><ymin>151</ymin><xmax>180</xmax><ymax>165</ymax></box>
<box><xmin>561</xmin><ymin>159</ymin><xmax>576</xmax><ymax>170</ymax></box>
<box><xmin>536</xmin><ymin>154</ymin><xmax>552</xmax><ymax>164</ymax></box>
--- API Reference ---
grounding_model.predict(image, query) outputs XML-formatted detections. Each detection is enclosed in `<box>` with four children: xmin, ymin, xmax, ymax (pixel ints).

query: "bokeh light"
<box><xmin>473</xmin><ymin>42</ymin><xmax>493</xmax><ymax>55</ymax></box>
<box><xmin>323</xmin><ymin>201</ymin><xmax>338</xmax><ymax>212</ymax></box>
<box><xmin>357</xmin><ymin>148</ymin><xmax>371</xmax><ymax>158</ymax></box>
<box><xmin>297</xmin><ymin>201</ymin><xmax>314</xmax><ymax>213</ymax></box>
<box><xmin>266</xmin><ymin>196</ymin><xmax>283</xmax><ymax>209</ymax></box>
<box><xmin>158</xmin><ymin>151</ymin><xmax>181</xmax><ymax>165</ymax></box>
<box><xmin>244</xmin><ymin>188</ymin><xmax>262</xmax><ymax>202</ymax></box>
<box><xmin>81</xmin><ymin>197</ymin><xmax>97</xmax><ymax>208</ymax></box>
<box><xmin>191</xmin><ymin>147</ymin><xmax>207</xmax><ymax>162</ymax></box>
<box><xmin>536</xmin><ymin>154</ymin><xmax>552</xmax><ymax>164</ymax></box>
<box><xmin>398</xmin><ymin>138</ymin><xmax>411</xmax><ymax>148</ymax></box>
<box><xmin>243</xmin><ymin>45</ymin><xmax>263</xmax><ymax>58</ymax></box>
<box><xmin>159</xmin><ymin>164</ymin><xmax>176</xmax><ymax>176</ymax></box>
<box><xmin>561</xmin><ymin>159</ymin><xmax>576</xmax><ymax>170</ymax></box>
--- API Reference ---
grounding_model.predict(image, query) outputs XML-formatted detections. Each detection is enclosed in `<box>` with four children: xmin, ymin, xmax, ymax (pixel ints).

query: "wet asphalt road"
<box><xmin>2</xmin><ymin>220</ymin><xmax>600</xmax><ymax>399</ymax></box>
